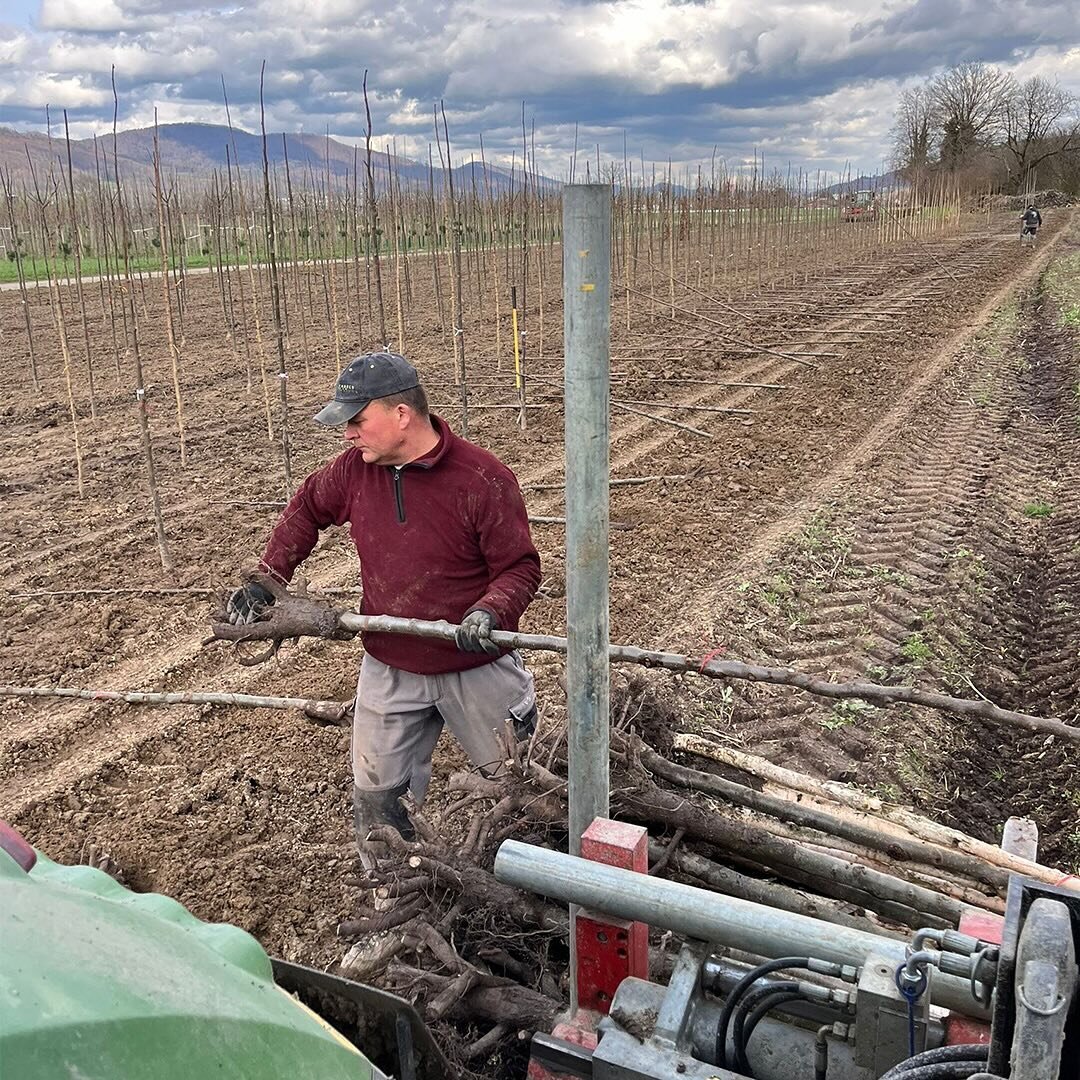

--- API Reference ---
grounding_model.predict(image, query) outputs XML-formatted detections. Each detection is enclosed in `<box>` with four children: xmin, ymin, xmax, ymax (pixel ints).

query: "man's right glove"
<box><xmin>226</xmin><ymin>580</ymin><xmax>275</xmax><ymax>625</ymax></box>
<box><xmin>454</xmin><ymin>609</ymin><xmax>501</xmax><ymax>656</ymax></box>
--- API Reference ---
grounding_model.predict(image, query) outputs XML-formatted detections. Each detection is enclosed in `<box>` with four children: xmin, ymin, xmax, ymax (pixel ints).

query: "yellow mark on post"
<box><xmin>580</xmin><ymin>283</ymin><xmax>596</xmax><ymax>292</ymax></box>
<box><xmin>578</xmin><ymin>249</ymin><xmax>589</xmax><ymax>257</ymax></box>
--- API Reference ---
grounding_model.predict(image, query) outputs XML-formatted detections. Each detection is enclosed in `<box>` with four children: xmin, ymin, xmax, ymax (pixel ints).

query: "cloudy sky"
<box><xmin>1</xmin><ymin>0</ymin><xmax>1078</xmax><ymax>178</ymax></box>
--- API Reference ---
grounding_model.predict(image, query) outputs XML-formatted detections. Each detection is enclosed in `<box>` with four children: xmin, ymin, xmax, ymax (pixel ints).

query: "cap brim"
<box><xmin>314</xmin><ymin>399</ymin><xmax>366</xmax><ymax>426</ymax></box>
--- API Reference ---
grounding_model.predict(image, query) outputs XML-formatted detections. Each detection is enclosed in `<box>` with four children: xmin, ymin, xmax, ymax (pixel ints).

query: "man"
<box><xmin>1020</xmin><ymin>204</ymin><xmax>1042</xmax><ymax>244</ymax></box>
<box><xmin>228</xmin><ymin>352</ymin><xmax>541</xmax><ymax>848</ymax></box>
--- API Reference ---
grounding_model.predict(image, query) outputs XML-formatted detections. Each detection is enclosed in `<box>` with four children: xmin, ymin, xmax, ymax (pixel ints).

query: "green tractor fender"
<box><xmin>0</xmin><ymin>822</ymin><xmax>449</xmax><ymax>1080</ymax></box>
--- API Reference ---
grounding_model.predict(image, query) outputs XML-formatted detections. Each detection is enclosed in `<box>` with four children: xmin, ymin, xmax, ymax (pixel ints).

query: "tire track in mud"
<box><xmin>664</xmin><ymin>221</ymin><xmax>1072</xmax><ymax>647</ymax></box>
<box><xmin>707</xmin><ymin>252</ymin><xmax>1080</xmax><ymax>865</ymax></box>
<box><xmin>471</xmin><ymin>225</ymin><xmax>1051</xmax><ymax>492</ymax></box>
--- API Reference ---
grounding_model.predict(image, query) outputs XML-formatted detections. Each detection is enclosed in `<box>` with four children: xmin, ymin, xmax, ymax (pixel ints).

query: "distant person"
<box><xmin>1020</xmin><ymin>204</ymin><xmax>1042</xmax><ymax>245</ymax></box>
<box><xmin>227</xmin><ymin>352</ymin><xmax>541</xmax><ymax>858</ymax></box>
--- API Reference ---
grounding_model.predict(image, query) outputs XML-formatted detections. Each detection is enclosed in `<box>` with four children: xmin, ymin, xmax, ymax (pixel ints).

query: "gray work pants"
<box><xmin>351</xmin><ymin>651</ymin><xmax>537</xmax><ymax>825</ymax></box>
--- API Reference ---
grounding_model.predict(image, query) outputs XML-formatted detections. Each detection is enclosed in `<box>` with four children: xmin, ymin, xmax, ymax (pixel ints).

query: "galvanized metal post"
<box><xmin>564</xmin><ymin>184</ymin><xmax>612</xmax><ymax>1018</ymax></box>
<box><xmin>563</xmin><ymin>184</ymin><xmax>612</xmax><ymax>856</ymax></box>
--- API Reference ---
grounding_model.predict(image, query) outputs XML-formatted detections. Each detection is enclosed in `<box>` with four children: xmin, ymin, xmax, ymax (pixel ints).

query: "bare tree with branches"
<box><xmin>931</xmin><ymin>62</ymin><xmax>1009</xmax><ymax>171</ymax></box>
<box><xmin>1002</xmin><ymin>76</ymin><xmax>1080</xmax><ymax>191</ymax></box>
<box><xmin>890</xmin><ymin>84</ymin><xmax>937</xmax><ymax>181</ymax></box>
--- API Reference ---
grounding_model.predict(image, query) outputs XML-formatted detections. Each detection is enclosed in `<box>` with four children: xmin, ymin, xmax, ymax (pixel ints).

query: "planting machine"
<box><xmin>498</xmin><ymin>821</ymin><xmax>1079</xmax><ymax>1080</ymax></box>
<box><xmin>3</xmin><ymin>812</ymin><xmax>1077</xmax><ymax>1080</ymax></box>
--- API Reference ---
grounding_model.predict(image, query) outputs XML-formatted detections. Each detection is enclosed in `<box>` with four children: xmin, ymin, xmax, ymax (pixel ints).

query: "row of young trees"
<box><xmin>890</xmin><ymin>62</ymin><xmax>1080</xmax><ymax>195</ymax></box>
<box><xmin>3</xmin><ymin>72</ymin><xmax>969</xmax><ymax>574</ymax></box>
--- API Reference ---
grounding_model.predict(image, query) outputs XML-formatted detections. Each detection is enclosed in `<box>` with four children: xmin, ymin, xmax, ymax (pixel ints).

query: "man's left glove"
<box><xmin>455</xmin><ymin>609</ymin><xmax>501</xmax><ymax>656</ymax></box>
<box><xmin>226</xmin><ymin>580</ymin><xmax>275</xmax><ymax>625</ymax></box>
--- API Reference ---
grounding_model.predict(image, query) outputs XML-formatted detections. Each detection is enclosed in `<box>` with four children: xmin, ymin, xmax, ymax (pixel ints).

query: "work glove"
<box><xmin>226</xmin><ymin>580</ymin><xmax>275</xmax><ymax>625</ymax></box>
<box><xmin>455</xmin><ymin>609</ymin><xmax>501</xmax><ymax>656</ymax></box>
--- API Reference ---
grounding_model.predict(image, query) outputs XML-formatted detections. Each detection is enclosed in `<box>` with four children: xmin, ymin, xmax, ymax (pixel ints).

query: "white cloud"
<box><xmin>47</xmin><ymin>37</ymin><xmax>219</xmax><ymax>79</ymax></box>
<box><xmin>0</xmin><ymin>28</ymin><xmax>32</xmax><ymax>66</ymax></box>
<box><xmin>0</xmin><ymin>73</ymin><xmax>111</xmax><ymax>108</ymax></box>
<box><xmin>39</xmin><ymin>0</ymin><xmax>163</xmax><ymax>32</ymax></box>
<box><xmin>2</xmin><ymin>0</ymin><xmax>1079</xmax><ymax>176</ymax></box>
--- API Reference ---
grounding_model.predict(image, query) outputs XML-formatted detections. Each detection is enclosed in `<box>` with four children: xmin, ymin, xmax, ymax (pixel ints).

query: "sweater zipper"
<box><xmin>392</xmin><ymin>467</ymin><xmax>406</xmax><ymax>523</ymax></box>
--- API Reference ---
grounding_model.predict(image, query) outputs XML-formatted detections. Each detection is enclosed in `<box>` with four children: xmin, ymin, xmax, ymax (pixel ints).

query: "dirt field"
<box><xmin>2</xmin><ymin>205</ymin><xmax>1078</xmax><ymax>1002</ymax></box>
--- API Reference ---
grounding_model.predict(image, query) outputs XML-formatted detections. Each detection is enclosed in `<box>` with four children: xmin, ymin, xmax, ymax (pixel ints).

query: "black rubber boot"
<box><xmin>352</xmin><ymin>781</ymin><xmax>415</xmax><ymax>844</ymax></box>
<box><xmin>509</xmin><ymin>701</ymin><xmax>539</xmax><ymax>742</ymax></box>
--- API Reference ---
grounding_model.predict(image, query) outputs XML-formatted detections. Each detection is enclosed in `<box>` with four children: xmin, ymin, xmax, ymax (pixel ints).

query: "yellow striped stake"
<box><xmin>511</xmin><ymin>285</ymin><xmax>522</xmax><ymax>390</ymax></box>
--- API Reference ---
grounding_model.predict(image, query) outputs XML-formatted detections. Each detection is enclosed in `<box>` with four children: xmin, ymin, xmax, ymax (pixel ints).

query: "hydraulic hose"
<box><xmin>713</xmin><ymin>955</ymin><xmax>811</xmax><ymax>1068</ymax></box>
<box><xmin>878</xmin><ymin>1066</ymin><xmax>993</xmax><ymax>1080</ymax></box>
<box><xmin>735</xmin><ymin>988</ymin><xmax>808</xmax><ymax>1076</ymax></box>
<box><xmin>878</xmin><ymin>1043</ymin><xmax>990</xmax><ymax>1080</ymax></box>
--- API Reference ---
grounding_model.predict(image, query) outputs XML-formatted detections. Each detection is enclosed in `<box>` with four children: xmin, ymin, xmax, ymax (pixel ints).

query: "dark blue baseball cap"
<box><xmin>314</xmin><ymin>352</ymin><xmax>420</xmax><ymax>426</ymax></box>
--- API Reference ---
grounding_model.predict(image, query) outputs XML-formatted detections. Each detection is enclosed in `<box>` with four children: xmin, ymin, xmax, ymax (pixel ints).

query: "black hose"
<box><xmin>878</xmin><ymin>1043</ymin><xmax>990</xmax><ymax>1080</ymax></box>
<box><xmin>877</xmin><ymin>1065</ymin><xmax>991</xmax><ymax>1080</ymax></box>
<box><xmin>736</xmin><ymin>989</ymin><xmax>807</xmax><ymax>1076</ymax></box>
<box><xmin>713</xmin><ymin>955</ymin><xmax>811</xmax><ymax>1068</ymax></box>
<box><xmin>731</xmin><ymin>983</ymin><xmax>801</xmax><ymax>1074</ymax></box>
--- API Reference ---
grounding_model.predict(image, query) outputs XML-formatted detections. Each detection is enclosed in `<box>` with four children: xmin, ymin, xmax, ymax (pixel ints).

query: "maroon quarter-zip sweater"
<box><xmin>259</xmin><ymin>416</ymin><xmax>541</xmax><ymax>674</ymax></box>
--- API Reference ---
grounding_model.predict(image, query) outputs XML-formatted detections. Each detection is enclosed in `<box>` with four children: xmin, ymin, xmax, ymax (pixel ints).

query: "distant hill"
<box><xmin>0</xmin><ymin>122</ymin><xmax>557</xmax><ymax>193</ymax></box>
<box><xmin>822</xmin><ymin>171</ymin><xmax>905</xmax><ymax>194</ymax></box>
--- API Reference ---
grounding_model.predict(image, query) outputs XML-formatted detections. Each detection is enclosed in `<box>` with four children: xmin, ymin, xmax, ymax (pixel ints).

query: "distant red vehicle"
<box><xmin>841</xmin><ymin>189</ymin><xmax>877</xmax><ymax>222</ymax></box>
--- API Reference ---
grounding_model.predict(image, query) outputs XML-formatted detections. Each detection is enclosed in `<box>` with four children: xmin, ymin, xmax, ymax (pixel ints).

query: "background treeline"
<box><xmin>890</xmin><ymin>61</ymin><xmax>1080</xmax><ymax>197</ymax></box>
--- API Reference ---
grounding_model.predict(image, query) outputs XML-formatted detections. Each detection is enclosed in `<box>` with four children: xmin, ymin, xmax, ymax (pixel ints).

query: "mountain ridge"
<box><xmin>0</xmin><ymin>121</ymin><xmax>550</xmax><ymax>192</ymax></box>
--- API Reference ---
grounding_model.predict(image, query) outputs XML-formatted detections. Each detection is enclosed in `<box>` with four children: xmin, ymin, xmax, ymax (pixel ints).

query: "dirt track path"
<box><xmin>663</xmin><ymin>220</ymin><xmax>1073</xmax><ymax>650</ymax></box>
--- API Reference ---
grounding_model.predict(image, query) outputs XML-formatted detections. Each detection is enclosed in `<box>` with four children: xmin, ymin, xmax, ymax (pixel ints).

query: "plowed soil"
<box><xmin>2</xmin><ymin>209</ymin><xmax>1077</xmax><ymax>983</ymax></box>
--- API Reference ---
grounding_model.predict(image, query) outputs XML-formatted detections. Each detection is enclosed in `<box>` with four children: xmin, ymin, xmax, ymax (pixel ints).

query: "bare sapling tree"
<box><xmin>223</xmin><ymin>145</ymin><xmax>254</xmax><ymax>394</ymax></box>
<box><xmin>90</xmin><ymin>135</ymin><xmax>123</xmax><ymax>385</ymax></box>
<box><xmin>208</xmin><ymin>172</ymin><xmax>235</xmax><ymax>355</ymax></box>
<box><xmin>25</xmin><ymin>151</ymin><xmax>85</xmax><ymax>496</ymax></box>
<box><xmin>426</xmin><ymin>144</ymin><xmax>448</xmax><ymax>347</ymax></box>
<box><xmin>531</xmin><ymin>118</ymin><xmax>547</xmax><ymax>361</ymax></box>
<box><xmin>437</xmin><ymin>101</ymin><xmax>470</xmax><ymax>437</ymax></box>
<box><xmin>477</xmin><ymin>134</ymin><xmax>503</xmax><ymax>367</ymax></box>
<box><xmin>258</xmin><ymin>61</ymin><xmax>293</xmax><ymax>495</ymax></box>
<box><xmin>322</xmin><ymin>131</ymin><xmax>343</xmax><ymax>366</ymax></box>
<box><xmin>362</xmin><ymin>71</ymin><xmax>388</xmax><ymax>348</ymax></box>
<box><xmin>61</xmin><ymin>110</ymin><xmax>98</xmax><ymax>420</ymax></box>
<box><xmin>222</xmin><ymin>78</ymin><xmax>273</xmax><ymax>436</ymax></box>
<box><xmin>152</xmin><ymin>114</ymin><xmax>189</xmax><ymax>466</ymax></box>
<box><xmin>385</xmin><ymin>144</ymin><xmax>406</xmax><ymax>352</ymax></box>
<box><xmin>111</xmin><ymin>68</ymin><xmax>173</xmax><ymax>573</ymax></box>
<box><xmin>282</xmin><ymin>135</ymin><xmax>312</xmax><ymax>382</ymax></box>
<box><xmin>516</xmin><ymin>103</ymin><xmax>530</xmax><ymax>429</ymax></box>
<box><xmin>349</xmin><ymin>143</ymin><xmax>366</xmax><ymax>352</ymax></box>
<box><xmin>1</xmin><ymin>166</ymin><xmax>41</xmax><ymax>392</ymax></box>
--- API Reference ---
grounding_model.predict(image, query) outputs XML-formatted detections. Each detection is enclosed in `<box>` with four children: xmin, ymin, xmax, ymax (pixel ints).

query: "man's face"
<box><xmin>343</xmin><ymin>400</ymin><xmax>407</xmax><ymax>464</ymax></box>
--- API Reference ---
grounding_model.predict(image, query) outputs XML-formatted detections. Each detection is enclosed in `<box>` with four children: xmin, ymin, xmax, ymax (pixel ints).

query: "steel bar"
<box><xmin>562</xmin><ymin>183</ymin><xmax>613</xmax><ymax>1018</ymax></box>
<box><xmin>562</xmin><ymin>183</ymin><xmax>612</xmax><ymax>860</ymax></box>
<box><xmin>493</xmin><ymin>840</ymin><xmax>988</xmax><ymax>1018</ymax></box>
